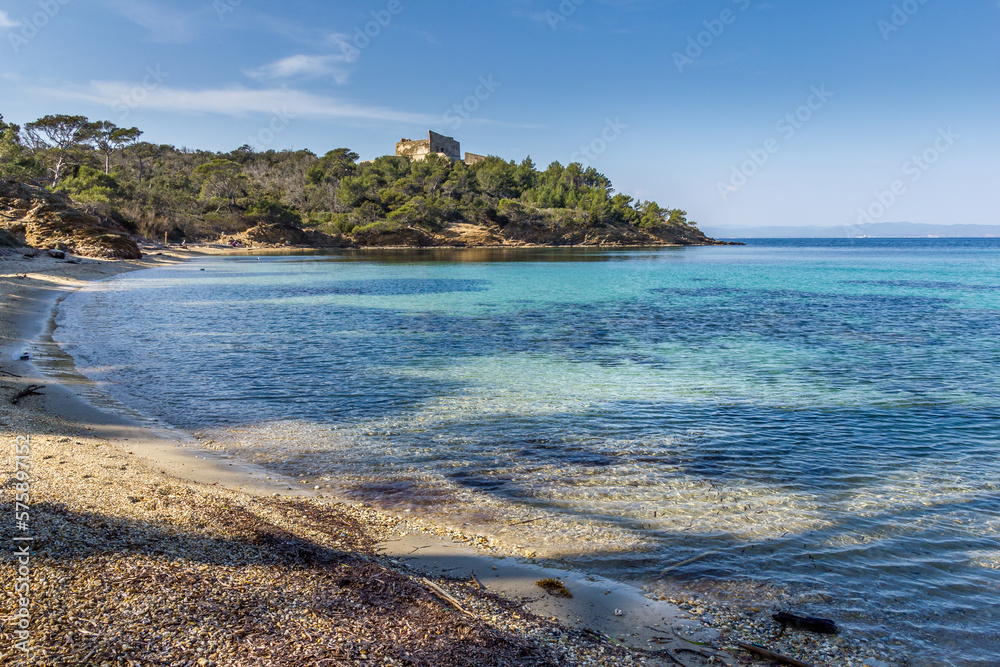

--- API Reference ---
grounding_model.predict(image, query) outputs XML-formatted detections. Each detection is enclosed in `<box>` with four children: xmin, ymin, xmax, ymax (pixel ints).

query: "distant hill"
<box><xmin>702</xmin><ymin>222</ymin><xmax>1000</xmax><ymax>239</ymax></box>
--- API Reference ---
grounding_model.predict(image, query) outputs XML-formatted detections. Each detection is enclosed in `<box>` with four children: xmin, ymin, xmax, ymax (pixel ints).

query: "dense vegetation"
<box><xmin>0</xmin><ymin>113</ymin><xmax>697</xmax><ymax>243</ymax></box>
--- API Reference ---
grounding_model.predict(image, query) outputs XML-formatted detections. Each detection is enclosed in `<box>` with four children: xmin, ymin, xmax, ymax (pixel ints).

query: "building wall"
<box><xmin>395</xmin><ymin>138</ymin><xmax>432</xmax><ymax>160</ymax></box>
<box><xmin>428</xmin><ymin>131</ymin><xmax>461</xmax><ymax>161</ymax></box>
<box><xmin>396</xmin><ymin>132</ymin><xmax>473</xmax><ymax>163</ymax></box>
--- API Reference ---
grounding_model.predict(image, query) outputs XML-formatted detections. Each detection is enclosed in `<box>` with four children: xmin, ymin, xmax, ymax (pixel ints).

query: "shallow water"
<box><xmin>55</xmin><ymin>240</ymin><xmax>1000</xmax><ymax>666</ymax></box>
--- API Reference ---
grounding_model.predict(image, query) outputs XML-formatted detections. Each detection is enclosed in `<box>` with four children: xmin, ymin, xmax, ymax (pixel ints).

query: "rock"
<box><xmin>0</xmin><ymin>227</ymin><xmax>23</xmax><ymax>248</ymax></box>
<box><xmin>219</xmin><ymin>222</ymin><xmax>352</xmax><ymax>249</ymax></box>
<box><xmin>350</xmin><ymin>223</ymin><xmax>437</xmax><ymax>247</ymax></box>
<box><xmin>0</xmin><ymin>179</ymin><xmax>142</xmax><ymax>259</ymax></box>
<box><xmin>47</xmin><ymin>249</ymin><xmax>66</xmax><ymax>259</ymax></box>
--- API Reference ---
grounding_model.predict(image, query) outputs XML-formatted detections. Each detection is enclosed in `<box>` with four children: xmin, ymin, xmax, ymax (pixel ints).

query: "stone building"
<box><xmin>395</xmin><ymin>131</ymin><xmax>486</xmax><ymax>166</ymax></box>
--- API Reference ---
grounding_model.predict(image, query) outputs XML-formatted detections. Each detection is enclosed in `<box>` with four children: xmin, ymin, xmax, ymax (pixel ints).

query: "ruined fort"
<box><xmin>395</xmin><ymin>131</ymin><xmax>486</xmax><ymax>166</ymax></box>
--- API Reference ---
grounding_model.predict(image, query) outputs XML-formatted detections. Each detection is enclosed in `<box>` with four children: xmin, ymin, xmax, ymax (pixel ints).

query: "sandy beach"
<box><xmin>0</xmin><ymin>247</ymin><xmax>894</xmax><ymax>667</ymax></box>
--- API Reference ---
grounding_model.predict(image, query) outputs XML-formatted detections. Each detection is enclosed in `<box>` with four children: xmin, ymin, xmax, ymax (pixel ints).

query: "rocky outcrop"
<box><xmin>349</xmin><ymin>224</ymin><xmax>437</xmax><ymax>247</ymax></box>
<box><xmin>348</xmin><ymin>218</ymin><xmax>731</xmax><ymax>248</ymax></box>
<box><xmin>0</xmin><ymin>180</ymin><xmax>142</xmax><ymax>259</ymax></box>
<box><xmin>219</xmin><ymin>222</ymin><xmax>352</xmax><ymax>249</ymax></box>
<box><xmin>494</xmin><ymin>219</ymin><xmax>694</xmax><ymax>246</ymax></box>
<box><xmin>214</xmin><ymin>213</ymin><xmax>732</xmax><ymax>250</ymax></box>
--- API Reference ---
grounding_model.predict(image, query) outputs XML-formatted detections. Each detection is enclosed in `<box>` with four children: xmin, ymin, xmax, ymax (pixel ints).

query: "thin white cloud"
<box><xmin>0</xmin><ymin>10</ymin><xmax>21</xmax><ymax>28</ymax></box>
<box><xmin>36</xmin><ymin>81</ymin><xmax>442</xmax><ymax>126</ymax></box>
<box><xmin>246</xmin><ymin>55</ymin><xmax>351</xmax><ymax>84</ymax></box>
<box><xmin>100</xmin><ymin>0</ymin><xmax>199</xmax><ymax>42</ymax></box>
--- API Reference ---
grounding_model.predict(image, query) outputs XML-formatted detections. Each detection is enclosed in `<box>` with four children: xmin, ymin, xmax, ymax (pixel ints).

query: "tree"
<box><xmin>117</xmin><ymin>132</ymin><xmax>154</xmax><ymax>184</ymax></box>
<box><xmin>57</xmin><ymin>165</ymin><xmax>123</xmax><ymax>203</ymax></box>
<box><xmin>193</xmin><ymin>159</ymin><xmax>247</xmax><ymax>211</ymax></box>
<box><xmin>90</xmin><ymin>121</ymin><xmax>141</xmax><ymax>175</ymax></box>
<box><xmin>636</xmin><ymin>200</ymin><xmax>658</xmax><ymax>228</ymax></box>
<box><xmin>515</xmin><ymin>156</ymin><xmax>537</xmax><ymax>191</ymax></box>
<box><xmin>245</xmin><ymin>199</ymin><xmax>301</xmax><ymax>225</ymax></box>
<box><xmin>0</xmin><ymin>115</ymin><xmax>42</xmax><ymax>179</ymax></box>
<box><xmin>667</xmin><ymin>209</ymin><xmax>689</xmax><ymax>226</ymax></box>
<box><xmin>475</xmin><ymin>156</ymin><xmax>516</xmax><ymax>199</ymax></box>
<box><xmin>306</xmin><ymin>148</ymin><xmax>359</xmax><ymax>184</ymax></box>
<box><xmin>228</xmin><ymin>144</ymin><xmax>256</xmax><ymax>165</ymax></box>
<box><xmin>23</xmin><ymin>114</ymin><xmax>94</xmax><ymax>186</ymax></box>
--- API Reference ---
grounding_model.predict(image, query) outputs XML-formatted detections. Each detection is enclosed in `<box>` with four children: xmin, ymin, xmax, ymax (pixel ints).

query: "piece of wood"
<box><xmin>669</xmin><ymin>628</ymin><xmax>713</xmax><ymax>647</ymax></box>
<box><xmin>470</xmin><ymin>571</ymin><xmax>485</xmax><ymax>590</ymax></box>
<box><xmin>419</xmin><ymin>577</ymin><xmax>473</xmax><ymax>617</ymax></box>
<box><xmin>658</xmin><ymin>549</ymin><xmax>719</xmax><ymax>577</ymax></box>
<box><xmin>737</xmin><ymin>641</ymin><xmax>814</xmax><ymax>667</ymax></box>
<box><xmin>773</xmin><ymin>611</ymin><xmax>839</xmax><ymax>634</ymax></box>
<box><xmin>508</xmin><ymin>515</ymin><xmax>557</xmax><ymax>526</ymax></box>
<box><xmin>11</xmin><ymin>384</ymin><xmax>44</xmax><ymax>405</ymax></box>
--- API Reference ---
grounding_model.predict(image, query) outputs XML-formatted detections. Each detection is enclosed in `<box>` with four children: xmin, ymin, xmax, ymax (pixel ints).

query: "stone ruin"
<box><xmin>395</xmin><ymin>131</ymin><xmax>486</xmax><ymax>166</ymax></box>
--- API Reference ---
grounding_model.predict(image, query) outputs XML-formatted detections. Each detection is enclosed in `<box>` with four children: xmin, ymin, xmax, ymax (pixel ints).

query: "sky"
<box><xmin>0</xmin><ymin>0</ymin><xmax>998</xmax><ymax>230</ymax></box>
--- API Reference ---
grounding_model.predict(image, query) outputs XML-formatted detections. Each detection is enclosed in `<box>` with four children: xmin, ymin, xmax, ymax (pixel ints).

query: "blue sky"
<box><xmin>1</xmin><ymin>0</ymin><xmax>997</xmax><ymax>229</ymax></box>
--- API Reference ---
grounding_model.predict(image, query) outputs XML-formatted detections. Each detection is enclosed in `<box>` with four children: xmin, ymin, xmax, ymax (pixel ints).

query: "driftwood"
<box><xmin>508</xmin><ymin>515</ymin><xmax>557</xmax><ymax>526</ymax></box>
<box><xmin>738</xmin><ymin>641</ymin><xmax>814</xmax><ymax>667</ymax></box>
<box><xmin>655</xmin><ymin>649</ymin><xmax>689</xmax><ymax>667</ymax></box>
<box><xmin>419</xmin><ymin>578</ymin><xmax>473</xmax><ymax>617</ymax></box>
<box><xmin>602</xmin><ymin>635</ymin><xmax>689</xmax><ymax>667</ymax></box>
<box><xmin>668</xmin><ymin>628</ymin><xmax>713</xmax><ymax>647</ymax></box>
<box><xmin>470</xmin><ymin>571</ymin><xmax>485</xmax><ymax>590</ymax></box>
<box><xmin>11</xmin><ymin>384</ymin><xmax>45</xmax><ymax>405</ymax></box>
<box><xmin>676</xmin><ymin>647</ymin><xmax>715</xmax><ymax>660</ymax></box>
<box><xmin>773</xmin><ymin>611</ymin><xmax>839</xmax><ymax>635</ymax></box>
<box><xmin>658</xmin><ymin>549</ymin><xmax>719</xmax><ymax>577</ymax></box>
<box><xmin>0</xmin><ymin>368</ymin><xmax>22</xmax><ymax>378</ymax></box>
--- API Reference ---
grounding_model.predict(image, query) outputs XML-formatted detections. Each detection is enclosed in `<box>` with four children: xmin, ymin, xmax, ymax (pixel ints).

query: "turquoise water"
<box><xmin>56</xmin><ymin>241</ymin><xmax>1000</xmax><ymax>665</ymax></box>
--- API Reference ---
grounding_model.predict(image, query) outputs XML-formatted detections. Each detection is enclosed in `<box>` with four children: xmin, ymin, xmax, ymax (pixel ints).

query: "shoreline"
<box><xmin>1</xmin><ymin>247</ymin><xmax>893</xmax><ymax>666</ymax></box>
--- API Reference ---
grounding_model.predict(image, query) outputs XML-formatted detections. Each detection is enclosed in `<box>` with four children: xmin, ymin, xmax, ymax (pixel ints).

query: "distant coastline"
<box><xmin>703</xmin><ymin>222</ymin><xmax>1000</xmax><ymax>239</ymax></box>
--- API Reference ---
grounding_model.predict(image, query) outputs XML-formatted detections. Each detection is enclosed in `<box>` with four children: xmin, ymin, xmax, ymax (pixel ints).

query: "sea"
<box><xmin>52</xmin><ymin>239</ymin><xmax>1000</xmax><ymax>666</ymax></box>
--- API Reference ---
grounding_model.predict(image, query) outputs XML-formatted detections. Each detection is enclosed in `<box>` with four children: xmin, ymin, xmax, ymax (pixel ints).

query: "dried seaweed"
<box><xmin>536</xmin><ymin>578</ymin><xmax>572</xmax><ymax>598</ymax></box>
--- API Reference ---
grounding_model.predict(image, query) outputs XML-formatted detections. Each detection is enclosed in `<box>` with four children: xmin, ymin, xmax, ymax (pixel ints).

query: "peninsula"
<box><xmin>1</xmin><ymin>115</ymin><xmax>725</xmax><ymax>256</ymax></box>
